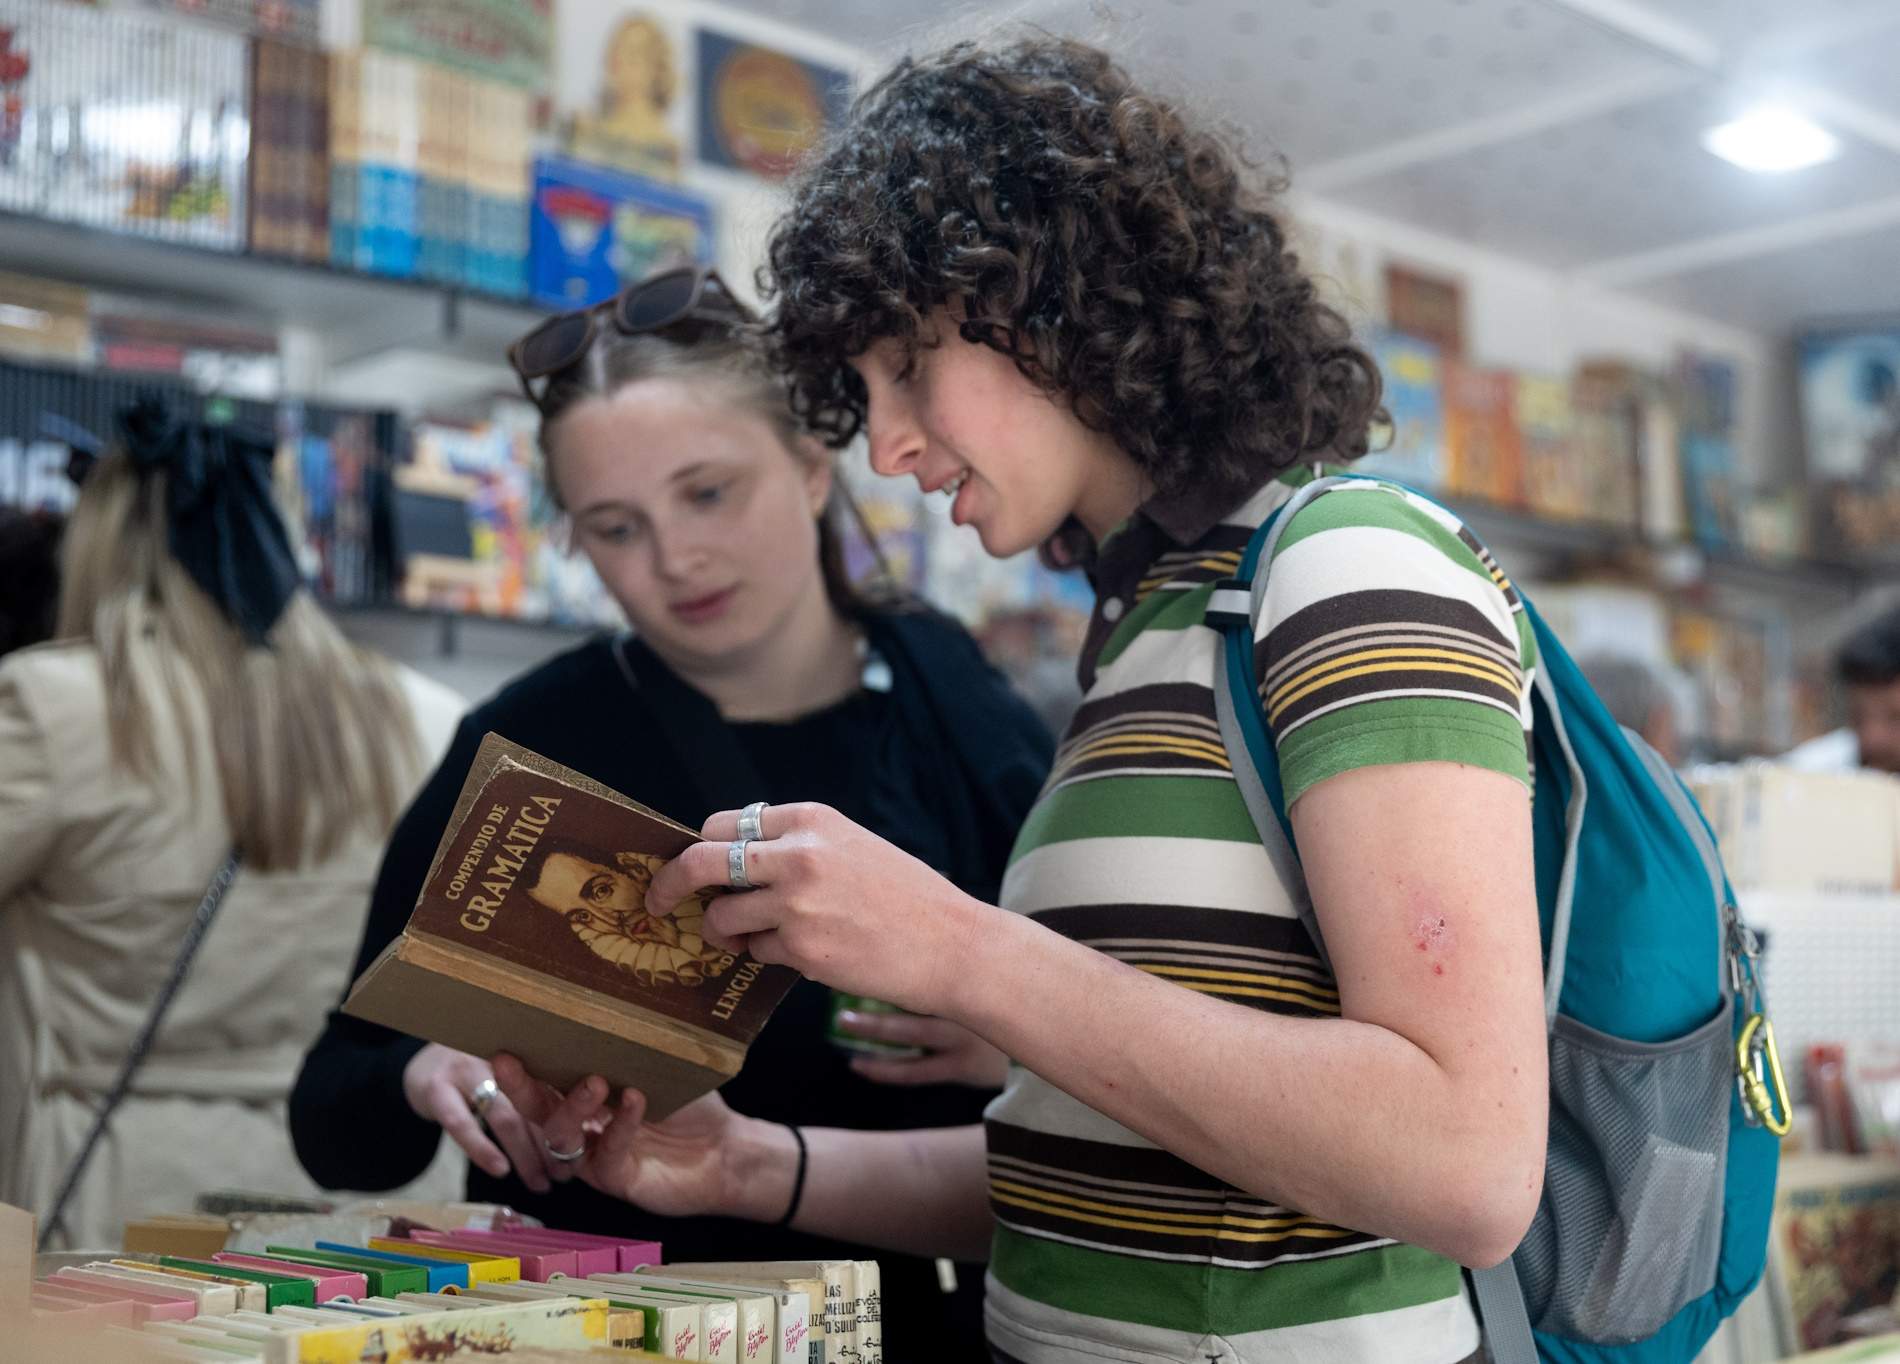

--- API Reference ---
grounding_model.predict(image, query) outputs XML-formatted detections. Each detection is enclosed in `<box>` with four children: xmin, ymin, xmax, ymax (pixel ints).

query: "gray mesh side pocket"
<box><xmin>1515</xmin><ymin>997</ymin><xmax>1733</xmax><ymax>1343</ymax></box>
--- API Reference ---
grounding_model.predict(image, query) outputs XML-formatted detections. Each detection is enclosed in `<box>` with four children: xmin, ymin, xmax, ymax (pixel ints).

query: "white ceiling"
<box><xmin>713</xmin><ymin>0</ymin><xmax>1900</xmax><ymax>336</ymax></box>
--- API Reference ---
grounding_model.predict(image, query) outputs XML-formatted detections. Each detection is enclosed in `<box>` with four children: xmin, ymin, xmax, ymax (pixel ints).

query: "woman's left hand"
<box><xmin>643</xmin><ymin>803</ymin><xmax>985</xmax><ymax>1018</ymax></box>
<box><xmin>837</xmin><ymin>1010</ymin><xmax>1011</xmax><ymax>1088</ymax></box>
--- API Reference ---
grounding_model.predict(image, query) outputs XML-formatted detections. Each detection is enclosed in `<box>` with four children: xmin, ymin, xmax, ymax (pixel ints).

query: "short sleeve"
<box><xmin>0</xmin><ymin>660</ymin><xmax>61</xmax><ymax>906</ymax></box>
<box><xmin>1255</xmin><ymin>483</ymin><xmax>1535</xmax><ymax>807</ymax></box>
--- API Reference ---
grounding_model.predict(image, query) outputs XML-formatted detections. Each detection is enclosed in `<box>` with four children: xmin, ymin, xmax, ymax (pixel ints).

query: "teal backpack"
<box><xmin>1206</xmin><ymin>474</ymin><xmax>1787</xmax><ymax>1364</ymax></box>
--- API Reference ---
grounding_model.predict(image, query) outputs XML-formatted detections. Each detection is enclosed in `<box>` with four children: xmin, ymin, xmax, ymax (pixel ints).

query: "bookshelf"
<box><xmin>0</xmin><ymin>208</ymin><xmax>544</xmax><ymax>371</ymax></box>
<box><xmin>3</xmin><ymin>205</ymin><xmax>1889</xmax><ymax>601</ymax></box>
<box><xmin>1443</xmin><ymin>495</ymin><xmax>1883</xmax><ymax>607</ymax></box>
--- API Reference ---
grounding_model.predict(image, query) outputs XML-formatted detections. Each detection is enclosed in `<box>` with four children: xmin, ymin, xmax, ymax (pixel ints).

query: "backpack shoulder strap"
<box><xmin>1207</xmin><ymin>474</ymin><xmax>1548</xmax><ymax>1364</ymax></box>
<box><xmin>1206</xmin><ymin>475</ymin><xmax>1352</xmax><ymax>972</ymax></box>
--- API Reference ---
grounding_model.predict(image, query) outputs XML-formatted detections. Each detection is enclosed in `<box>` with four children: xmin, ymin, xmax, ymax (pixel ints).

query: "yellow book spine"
<box><xmin>270</xmin><ymin>1296</ymin><xmax>607</xmax><ymax>1364</ymax></box>
<box><xmin>364</xmin><ymin>1238</ymin><xmax>519</xmax><ymax>1283</ymax></box>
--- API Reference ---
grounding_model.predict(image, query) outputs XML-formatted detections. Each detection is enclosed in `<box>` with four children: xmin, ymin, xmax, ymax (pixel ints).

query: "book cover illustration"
<box><xmin>407</xmin><ymin>734</ymin><xmax>793</xmax><ymax>1043</ymax></box>
<box><xmin>1443</xmin><ymin>361</ymin><xmax>1525</xmax><ymax>508</ymax></box>
<box><xmin>1516</xmin><ymin>372</ymin><xmax>1582</xmax><ymax>522</ymax></box>
<box><xmin>1677</xmin><ymin>352</ymin><xmax>1741</xmax><ymax>550</ymax></box>
<box><xmin>529</xmin><ymin>154</ymin><xmax>713</xmax><ymax>310</ymax></box>
<box><xmin>1362</xmin><ymin>329</ymin><xmax>1446</xmax><ymax>491</ymax></box>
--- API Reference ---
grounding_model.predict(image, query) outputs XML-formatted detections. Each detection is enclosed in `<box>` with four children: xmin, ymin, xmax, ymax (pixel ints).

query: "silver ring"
<box><xmin>543</xmin><ymin>1137</ymin><xmax>586</xmax><ymax>1164</ymax></box>
<box><xmin>738</xmin><ymin>801</ymin><xmax>769</xmax><ymax>842</ymax></box>
<box><xmin>467</xmin><ymin>1078</ymin><xmax>500</xmax><ymax>1118</ymax></box>
<box><xmin>728</xmin><ymin>838</ymin><xmax>753</xmax><ymax>890</ymax></box>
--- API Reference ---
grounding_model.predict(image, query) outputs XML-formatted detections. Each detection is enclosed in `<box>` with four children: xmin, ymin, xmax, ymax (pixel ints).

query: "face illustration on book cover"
<box><xmin>408</xmin><ymin>760</ymin><xmax>787</xmax><ymax>1038</ymax></box>
<box><xmin>526</xmin><ymin>844</ymin><xmax>725</xmax><ymax>987</ymax></box>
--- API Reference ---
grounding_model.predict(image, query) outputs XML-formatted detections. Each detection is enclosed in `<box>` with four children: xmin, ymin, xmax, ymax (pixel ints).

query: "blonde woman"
<box><xmin>0</xmin><ymin>402</ymin><xmax>463</xmax><ymax>1248</ymax></box>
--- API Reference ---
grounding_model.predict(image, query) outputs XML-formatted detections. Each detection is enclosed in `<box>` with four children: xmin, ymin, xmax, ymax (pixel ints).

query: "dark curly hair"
<box><xmin>760</xmin><ymin>35</ymin><xmax>1384</xmax><ymax>508</ymax></box>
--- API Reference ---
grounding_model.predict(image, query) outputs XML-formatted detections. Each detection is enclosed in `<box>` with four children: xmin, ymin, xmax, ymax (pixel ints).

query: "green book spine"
<box><xmin>158</xmin><ymin>1257</ymin><xmax>316</xmax><ymax>1309</ymax></box>
<box><xmin>263</xmin><ymin>1247</ymin><xmax>420</xmax><ymax>1298</ymax></box>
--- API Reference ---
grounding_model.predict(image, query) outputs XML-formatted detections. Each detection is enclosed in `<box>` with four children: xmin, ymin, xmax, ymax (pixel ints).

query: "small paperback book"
<box><xmin>343</xmin><ymin>733</ymin><xmax>799</xmax><ymax>1117</ymax></box>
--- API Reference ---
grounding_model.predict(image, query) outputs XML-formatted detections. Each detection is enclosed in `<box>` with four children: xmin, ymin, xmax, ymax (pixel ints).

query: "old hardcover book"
<box><xmin>342</xmin><ymin>734</ymin><xmax>798</xmax><ymax>1118</ymax></box>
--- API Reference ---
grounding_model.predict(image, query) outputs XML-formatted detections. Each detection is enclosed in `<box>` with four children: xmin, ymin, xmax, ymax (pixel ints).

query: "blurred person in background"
<box><xmin>1786</xmin><ymin>604</ymin><xmax>1900</xmax><ymax>773</ymax></box>
<box><xmin>0</xmin><ymin>400</ymin><xmax>464</xmax><ymax>1249</ymax></box>
<box><xmin>1577</xmin><ymin>652</ymin><xmax>1684</xmax><ymax>765</ymax></box>
<box><xmin>0</xmin><ymin>505</ymin><xmax>63</xmax><ymax>660</ymax></box>
<box><xmin>290</xmin><ymin>268</ymin><xmax>1052</xmax><ymax>1363</ymax></box>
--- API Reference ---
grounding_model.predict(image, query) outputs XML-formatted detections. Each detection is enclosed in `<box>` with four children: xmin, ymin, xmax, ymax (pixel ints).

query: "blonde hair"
<box><xmin>56</xmin><ymin>453</ymin><xmax>424</xmax><ymax>873</ymax></box>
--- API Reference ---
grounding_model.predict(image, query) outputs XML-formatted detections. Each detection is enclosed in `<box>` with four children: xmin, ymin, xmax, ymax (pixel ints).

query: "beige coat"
<box><xmin>0</xmin><ymin>639</ymin><xmax>467</xmax><ymax>1248</ymax></box>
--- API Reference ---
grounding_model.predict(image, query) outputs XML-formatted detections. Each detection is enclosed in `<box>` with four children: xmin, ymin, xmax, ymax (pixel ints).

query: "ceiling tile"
<box><xmin>1810</xmin><ymin>25</ymin><xmax>1900</xmax><ymax>123</ymax></box>
<box><xmin>1629</xmin><ymin>0</ymin><xmax>1899</xmax><ymax>57</ymax></box>
<box><xmin>1323</xmin><ymin>83</ymin><xmax>1900</xmax><ymax>269</ymax></box>
<box><xmin>1026</xmin><ymin>0</ymin><xmax>1679</xmax><ymax>167</ymax></box>
<box><xmin>1635</xmin><ymin>223</ymin><xmax>1900</xmax><ymax>333</ymax></box>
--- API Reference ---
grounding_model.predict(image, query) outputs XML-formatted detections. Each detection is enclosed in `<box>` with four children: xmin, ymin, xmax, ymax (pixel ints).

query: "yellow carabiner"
<box><xmin>1736</xmin><ymin>1012</ymin><xmax>1792</xmax><ymax>1138</ymax></box>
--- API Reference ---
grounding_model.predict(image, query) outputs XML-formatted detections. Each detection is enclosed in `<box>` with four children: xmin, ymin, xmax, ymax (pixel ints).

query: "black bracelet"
<box><xmin>775</xmin><ymin>1124</ymin><xmax>808</xmax><ymax>1228</ymax></box>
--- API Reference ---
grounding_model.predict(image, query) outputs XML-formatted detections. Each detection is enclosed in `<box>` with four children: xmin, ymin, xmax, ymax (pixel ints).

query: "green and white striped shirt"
<box><xmin>983</xmin><ymin>468</ymin><xmax>1536</xmax><ymax>1364</ymax></box>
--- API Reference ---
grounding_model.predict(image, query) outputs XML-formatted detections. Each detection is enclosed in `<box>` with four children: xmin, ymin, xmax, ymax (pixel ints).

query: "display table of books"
<box><xmin>13</xmin><ymin>1195</ymin><xmax>874</xmax><ymax>1362</ymax></box>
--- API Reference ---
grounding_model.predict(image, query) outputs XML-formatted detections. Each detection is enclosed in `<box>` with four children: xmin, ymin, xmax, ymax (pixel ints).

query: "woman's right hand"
<box><xmin>492</xmin><ymin>1055</ymin><xmax>781</xmax><ymax>1221</ymax></box>
<box><xmin>401</xmin><ymin>1043</ymin><xmax>551</xmax><ymax>1194</ymax></box>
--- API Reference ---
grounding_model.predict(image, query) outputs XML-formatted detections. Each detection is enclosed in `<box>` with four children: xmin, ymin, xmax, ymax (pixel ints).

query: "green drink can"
<box><xmin>828</xmin><ymin>992</ymin><xmax>927</xmax><ymax>1058</ymax></box>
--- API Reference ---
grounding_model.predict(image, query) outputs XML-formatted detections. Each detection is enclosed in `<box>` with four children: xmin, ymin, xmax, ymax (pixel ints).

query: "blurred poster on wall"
<box><xmin>695</xmin><ymin>29</ymin><xmax>850</xmax><ymax>179</ymax></box>
<box><xmin>105</xmin><ymin>0</ymin><xmax>319</xmax><ymax>44</ymax></box>
<box><xmin>566</xmin><ymin>10</ymin><xmax>683</xmax><ymax>179</ymax></box>
<box><xmin>1800</xmin><ymin>326</ymin><xmax>1900</xmax><ymax>562</ymax></box>
<box><xmin>528</xmin><ymin>155</ymin><xmax>712</xmax><ymax>309</ymax></box>
<box><xmin>363</xmin><ymin>0</ymin><xmax>552</xmax><ymax>90</ymax></box>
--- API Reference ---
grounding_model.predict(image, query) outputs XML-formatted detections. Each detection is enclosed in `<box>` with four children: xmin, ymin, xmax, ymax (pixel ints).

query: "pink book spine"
<box><xmin>615</xmin><ymin>1242</ymin><xmax>663</xmax><ymax>1272</ymax></box>
<box><xmin>449</xmin><ymin>1229</ymin><xmax>618</xmax><ymax>1278</ymax></box>
<box><xmin>47</xmin><ymin>1272</ymin><xmax>196</xmax><ymax>1322</ymax></box>
<box><xmin>211</xmin><ymin>1253</ymin><xmax>366</xmax><ymax>1302</ymax></box>
<box><xmin>487</xmin><ymin>1225</ymin><xmax>663</xmax><ymax>1270</ymax></box>
<box><xmin>404</xmin><ymin>1232</ymin><xmax>572</xmax><ymax>1283</ymax></box>
<box><xmin>33</xmin><ymin>1286</ymin><xmax>138</xmax><ymax>1325</ymax></box>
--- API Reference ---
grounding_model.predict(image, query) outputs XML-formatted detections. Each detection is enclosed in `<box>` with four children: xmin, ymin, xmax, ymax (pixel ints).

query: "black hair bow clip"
<box><xmin>115</xmin><ymin>395</ymin><xmax>302</xmax><ymax>644</ymax></box>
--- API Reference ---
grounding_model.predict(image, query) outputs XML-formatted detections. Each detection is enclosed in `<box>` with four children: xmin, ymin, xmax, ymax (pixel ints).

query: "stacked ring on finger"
<box><xmin>728</xmin><ymin>837</ymin><xmax>754</xmax><ymax>890</ymax></box>
<box><xmin>467</xmin><ymin>1077</ymin><xmax>500</xmax><ymax>1120</ymax></box>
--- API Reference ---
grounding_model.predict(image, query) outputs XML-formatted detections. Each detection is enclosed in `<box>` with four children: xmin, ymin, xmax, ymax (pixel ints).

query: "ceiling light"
<box><xmin>1703</xmin><ymin>107</ymin><xmax>1840</xmax><ymax>173</ymax></box>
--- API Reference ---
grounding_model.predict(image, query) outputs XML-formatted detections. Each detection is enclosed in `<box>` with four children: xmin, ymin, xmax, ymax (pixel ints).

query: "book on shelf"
<box><xmin>105</xmin><ymin>0</ymin><xmax>321</xmax><ymax>46</ymax></box>
<box><xmin>342</xmin><ymin>734</ymin><xmax>799</xmax><ymax>1117</ymax></box>
<box><xmin>1361</xmin><ymin>330</ymin><xmax>1446</xmax><ymax>491</ymax></box>
<box><xmin>1676</xmin><ymin>352</ymin><xmax>1742</xmax><ymax>550</ymax></box>
<box><xmin>1570</xmin><ymin>361</ymin><xmax>1643</xmax><ymax>532</ymax></box>
<box><xmin>248</xmin><ymin>38</ymin><xmax>329</xmax><ymax>263</ymax></box>
<box><xmin>1515</xmin><ymin>372</ymin><xmax>1583</xmax><ymax>522</ymax></box>
<box><xmin>0</xmin><ymin>2</ymin><xmax>248</xmax><ymax>248</ymax></box>
<box><xmin>1443</xmin><ymin>361</ymin><xmax>1524</xmax><ymax>508</ymax></box>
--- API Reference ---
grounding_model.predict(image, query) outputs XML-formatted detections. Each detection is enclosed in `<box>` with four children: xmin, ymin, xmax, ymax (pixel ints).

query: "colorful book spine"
<box><xmin>261</xmin><ymin>1295</ymin><xmax>611</xmax><ymax>1364</ymax></box>
<box><xmin>363</xmin><ymin>1237</ymin><xmax>518</xmax><ymax>1284</ymax></box>
<box><xmin>210</xmin><ymin>1254</ymin><xmax>366</xmax><ymax>1303</ymax></box>
<box><xmin>402</xmin><ymin>1230</ymin><xmax>574</xmax><ymax>1282</ymax></box>
<box><xmin>311</xmin><ymin>1242</ymin><xmax>466</xmax><ymax>1293</ymax></box>
<box><xmin>262</xmin><ymin>1247</ymin><xmax>428</xmax><ymax>1298</ymax></box>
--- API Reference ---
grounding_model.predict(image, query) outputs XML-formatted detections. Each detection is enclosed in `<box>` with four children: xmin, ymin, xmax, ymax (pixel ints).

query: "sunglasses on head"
<box><xmin>506</xmin><ymin>266</ymin><xmax>746</xmax><ymax>408</ymax></box>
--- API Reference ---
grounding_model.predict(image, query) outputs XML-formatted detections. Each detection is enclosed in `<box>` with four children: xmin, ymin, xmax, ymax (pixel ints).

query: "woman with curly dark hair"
<box><xmin>500</xmin><ymin>36</ymin><xmax>1545</xmax><ymax>1364</ymax></box>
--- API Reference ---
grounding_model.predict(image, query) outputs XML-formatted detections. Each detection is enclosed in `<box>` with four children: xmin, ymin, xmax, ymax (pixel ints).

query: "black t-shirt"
<box><xmin>290</xmin><ymin>609</ymin><xmax>1053</xmax><ymax>1363</ymax></box>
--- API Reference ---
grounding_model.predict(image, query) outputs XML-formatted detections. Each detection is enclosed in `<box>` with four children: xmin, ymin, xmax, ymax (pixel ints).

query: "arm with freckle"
<box><xmin>951</xmin><ymin>760</ymin><xmax>1549</xmax><ymax>1268</ymax></box>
